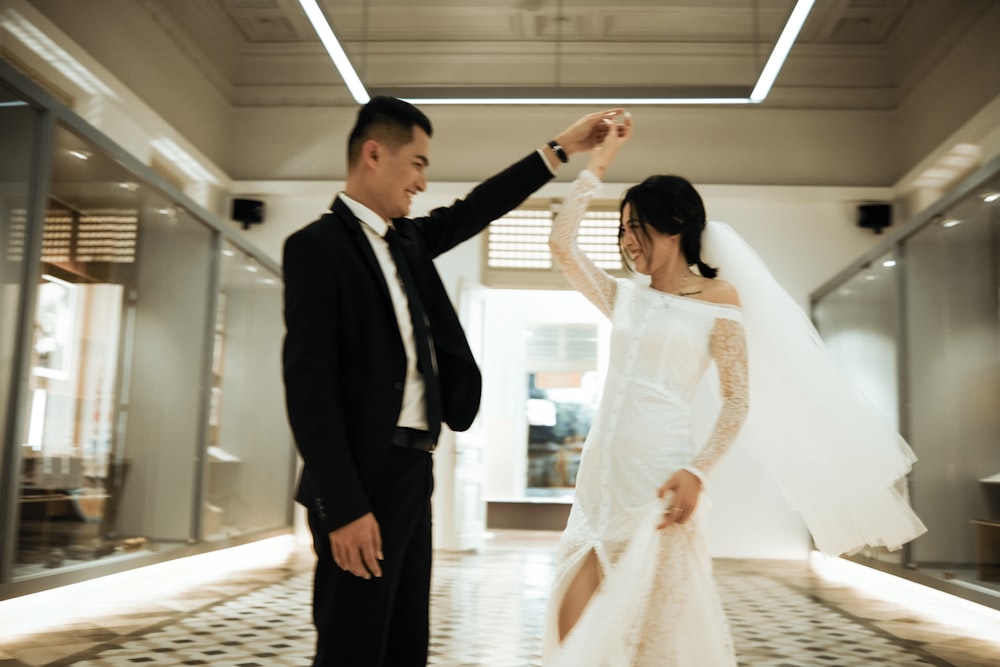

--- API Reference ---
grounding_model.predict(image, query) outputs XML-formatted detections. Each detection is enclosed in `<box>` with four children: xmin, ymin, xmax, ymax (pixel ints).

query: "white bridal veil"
<box><xmin>701</xmin><ymin>221</ymin><xmax>926</xmax><ymax>555</ymax></box>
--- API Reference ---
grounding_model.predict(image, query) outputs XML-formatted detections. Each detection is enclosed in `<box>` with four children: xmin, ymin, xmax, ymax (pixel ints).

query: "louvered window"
<box><xmin>483</xmin><ymin>200</ymin><xmax>623</xmax><ymax>288</ymax></box>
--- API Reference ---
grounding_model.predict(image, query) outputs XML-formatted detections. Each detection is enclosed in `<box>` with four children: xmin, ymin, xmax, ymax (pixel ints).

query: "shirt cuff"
<box><xmin>537</xmin><ymin>147</ymin><xmax>558</xmax><ymax>176</ymax></box>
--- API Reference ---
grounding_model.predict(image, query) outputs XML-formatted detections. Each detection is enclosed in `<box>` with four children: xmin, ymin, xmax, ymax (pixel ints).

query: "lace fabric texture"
<box><xmin>544</xmin><ymin>170</ymin><xmax>749</xmax><ymax>666</ymax></box>
<box><xmin>548</xmin><ymin>169</ymin><xmax>618</xmax><ymax>319</ymax></box>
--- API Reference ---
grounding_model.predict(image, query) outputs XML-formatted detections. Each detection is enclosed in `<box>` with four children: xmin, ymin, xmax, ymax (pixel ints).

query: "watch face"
<box><xmin>548</xmin><ymin>141</ymin><xmax>568</xmax><ymax>163</ymax></box>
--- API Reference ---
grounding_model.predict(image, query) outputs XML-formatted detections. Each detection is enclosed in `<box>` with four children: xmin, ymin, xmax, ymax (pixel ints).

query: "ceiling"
<box><xmin>9</xmin><ymin>0</ymin><xmax>996</xmax><ymax>190</ymax></box>
<box><xmin>130</xmin><ymin>0</ymin><xmax>990</xmax><ymax>110</ymax></box>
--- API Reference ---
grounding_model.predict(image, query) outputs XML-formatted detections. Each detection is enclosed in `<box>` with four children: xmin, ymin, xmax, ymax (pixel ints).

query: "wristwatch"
<box><xmin>546</xmin><ymin>140</ymin><xmax>569</xmax><ymax>164</ymax></box>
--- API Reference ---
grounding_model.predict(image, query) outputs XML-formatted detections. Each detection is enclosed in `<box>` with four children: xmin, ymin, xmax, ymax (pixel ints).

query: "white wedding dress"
<box><xmin>542</xmin><ymin>170</ymin><xmax>926</xmax><ymax>667</ymax></box>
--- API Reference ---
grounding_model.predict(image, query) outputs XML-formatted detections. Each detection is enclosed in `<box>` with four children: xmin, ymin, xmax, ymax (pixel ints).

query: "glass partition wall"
<box><xmin>813</xmin><ymin>250</ymin><xmax>905</xmax><ymax>569</ymax></box>
<box><xmin>813</xmin><ymin>162</ymin><xmax>1000</xmax><ymax>608</ymax></box>
<box><xmin>0</xmin><ymin>63</ymin><xmax>294</xmax><ymax>597</ymax></box>
<box><xmin>0</xmin><ymin>82</ymin><xmax>41</xmax><ymax>584</ymax></box>
<box><xmin>204</xmin><ymin>244</ymin><xmax>290</xmax><ymax>541</ymax></box>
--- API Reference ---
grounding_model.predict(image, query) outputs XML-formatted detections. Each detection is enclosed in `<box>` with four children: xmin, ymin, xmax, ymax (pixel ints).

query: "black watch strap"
<box><xmin>547</xmin><ymin>140</ymin><xmax>569</xmax><ymax>163</ymax></box>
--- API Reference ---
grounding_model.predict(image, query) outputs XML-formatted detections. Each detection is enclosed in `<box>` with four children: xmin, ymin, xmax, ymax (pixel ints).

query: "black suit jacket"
<box><xmin>282</xmin><ymin>151</ymin><xmax>554</xmax><ymax>532</ymax></box>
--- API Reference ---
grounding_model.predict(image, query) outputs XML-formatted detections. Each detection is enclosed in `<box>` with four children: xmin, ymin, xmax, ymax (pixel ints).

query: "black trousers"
<box><xmin>308</xmin><ymin>447</ymin><xmax>434</xmax><ymax>667</ymax></box>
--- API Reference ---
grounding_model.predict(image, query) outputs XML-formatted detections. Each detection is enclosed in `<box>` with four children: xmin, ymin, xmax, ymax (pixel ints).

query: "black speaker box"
<box><xmin>231</xmin><ymin>198</ymin><xmax>265</xmax><ymax>229</ymax></box>
<box><xmin>857</xmin><ymin>203</ymin><xmax>891</xmax><ymax>234</ymax></box>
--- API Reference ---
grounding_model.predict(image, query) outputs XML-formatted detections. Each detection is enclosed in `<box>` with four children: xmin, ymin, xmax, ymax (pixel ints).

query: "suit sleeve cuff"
<box><xmin>536</xmin><ymin>147</ymin><xmax>559</xmax><ymax>176</ymax></box>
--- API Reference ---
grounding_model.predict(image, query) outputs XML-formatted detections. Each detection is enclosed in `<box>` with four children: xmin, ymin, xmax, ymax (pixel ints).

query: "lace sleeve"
<box><xmin>549</xmin><ymin>169</ymin><xmax>618</xmax><ymax>318</ymax></box>
<box><xmin>687</xmin><ymin>317</ymin><xmax>749</xmax><ymax>481</ymax></box>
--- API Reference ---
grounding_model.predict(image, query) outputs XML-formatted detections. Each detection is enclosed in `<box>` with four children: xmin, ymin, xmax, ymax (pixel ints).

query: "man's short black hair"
<box><xmin>347</xmin><ymin>96</ymin><xmax>433</xmax><ymax>167</ymax></box>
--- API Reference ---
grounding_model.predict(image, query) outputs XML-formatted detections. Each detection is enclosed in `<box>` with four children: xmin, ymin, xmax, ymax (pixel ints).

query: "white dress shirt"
<box><xmin>339</xmin><ymin>193</ymin><xmax>429</xmax><ymax>431</ymax></box>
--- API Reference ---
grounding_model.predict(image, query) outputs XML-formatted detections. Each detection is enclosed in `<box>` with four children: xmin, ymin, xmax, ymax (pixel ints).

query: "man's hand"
<box><xmin>554</xmin><ymin>108</ymin><xmax>626</xmax><ymax>156</ymax></box>
<box><xmin>329</xmin><ymin>512</ymin><xmax>383</xmax><ymax>579</ymax></box>
<box><xmin>586</xmin><ymin>112</ymin><xmax>632</xmax><ymax>179</ymax></box>
<box><xmin>656</xmin><ymin>468</ymin><xmax>703</xmax><ymax>529</ymax></box>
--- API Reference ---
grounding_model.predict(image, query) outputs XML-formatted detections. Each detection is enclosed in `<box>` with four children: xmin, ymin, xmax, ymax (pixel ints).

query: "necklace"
<box><xmin>674</xmin><ymin>271</ymin><xmax>702</xmax><ymax>297</ymax></box>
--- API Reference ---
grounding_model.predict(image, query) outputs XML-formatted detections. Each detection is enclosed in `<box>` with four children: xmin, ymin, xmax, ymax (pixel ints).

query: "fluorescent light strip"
<box><xmin>300</xmin><ymin>1</ymin><xmax>814</xmax><ymax>105</ymax></box>
<box><xmin>399</xmin><ymin>97</ymin><xmax>757</xmax><ymax>106</ymax></box>
<box><xmin>297</xmin><ymin>0</ymin><xmax>369</xmax><ymax>104</ymax></box>
<box><xmin>369</xmin><ymin>85</ymin><xmax>757</xmax><ymax>106</ymax></box>
<box><xmin>750</xmin><ymin>0</ymin><xmax>816</xmax><ymax>101</ymax></box>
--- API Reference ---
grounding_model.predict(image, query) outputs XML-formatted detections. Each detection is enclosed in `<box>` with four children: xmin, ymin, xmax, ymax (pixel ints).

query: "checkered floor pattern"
<box><xmin>2</xmin><ymin>532</ymin><xmax>999</xmax><ymax>666</ymax></box>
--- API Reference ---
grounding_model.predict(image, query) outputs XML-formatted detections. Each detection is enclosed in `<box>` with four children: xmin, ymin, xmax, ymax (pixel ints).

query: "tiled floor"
<box><xmin>2</xmin><ymin>531</ymin><xmax>1000</xmax><ymax>666</ymax></box>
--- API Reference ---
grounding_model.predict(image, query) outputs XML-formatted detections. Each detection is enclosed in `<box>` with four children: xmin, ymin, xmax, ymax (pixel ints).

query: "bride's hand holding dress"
<box><xmin>657</xmin><ymin>468</ymin><xmax>702</xmax><ymax>529</ymax></box>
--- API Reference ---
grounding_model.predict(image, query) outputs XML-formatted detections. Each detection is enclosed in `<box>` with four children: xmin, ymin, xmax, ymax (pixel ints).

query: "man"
<box><xmin>282</xmin><ymin>96</ymin><xmax>620</xmax><ymax>666</ymax></box>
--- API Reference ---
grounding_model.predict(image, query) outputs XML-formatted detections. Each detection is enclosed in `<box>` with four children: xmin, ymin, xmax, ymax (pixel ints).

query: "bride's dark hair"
<box><xmin>618</xmin><ymin>175</ymin><xmax>717</xmax><ymax>279</ymax></box>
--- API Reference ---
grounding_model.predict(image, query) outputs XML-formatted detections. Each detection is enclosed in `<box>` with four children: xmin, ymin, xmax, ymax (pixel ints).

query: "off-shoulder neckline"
<box><xmin>634</xmin><ymin>281</ymin><xmax>743</xmax><ymax>313</ymax></box>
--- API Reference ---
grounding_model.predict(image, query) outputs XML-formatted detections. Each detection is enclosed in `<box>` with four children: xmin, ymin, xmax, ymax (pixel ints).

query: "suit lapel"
<box><xmin>328</xmin><ymin>198</ymin><xmax>394</xmax><ymax>307</ymax></box>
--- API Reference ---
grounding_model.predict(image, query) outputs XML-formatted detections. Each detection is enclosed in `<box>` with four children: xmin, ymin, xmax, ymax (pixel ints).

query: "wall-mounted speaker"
<box><xmin>857</xmin><ymin>203</ymin><xmax>891</xmax><ymax>235</ymax></box>
<box><xmin>231</xmin><ymin>198</ymin><xmax>265</xmax><ymax>230</ymax></box>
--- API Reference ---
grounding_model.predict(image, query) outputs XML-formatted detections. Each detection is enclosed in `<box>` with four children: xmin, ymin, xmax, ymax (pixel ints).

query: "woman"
<box><xmin>543</xmin><ymin>116</ymin><xmax>926</xmax><ymax>666</ymax></box>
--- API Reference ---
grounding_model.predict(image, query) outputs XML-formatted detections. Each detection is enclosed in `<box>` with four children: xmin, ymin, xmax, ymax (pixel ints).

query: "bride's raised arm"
<box><xmin>548</xmin><ymin>114</ymin><xmax>633</xmax><ymax>319</ymax></box>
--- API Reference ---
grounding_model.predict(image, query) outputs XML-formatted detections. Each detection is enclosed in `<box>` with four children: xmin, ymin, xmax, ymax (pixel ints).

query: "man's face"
<box><xmin>374</xmin><ymin>126</ymin><xmax>430</xmax><ymax>220</ymax></box>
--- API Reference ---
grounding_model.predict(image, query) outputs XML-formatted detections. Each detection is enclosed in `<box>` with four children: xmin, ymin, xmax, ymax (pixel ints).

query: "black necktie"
<box><xmin>384</xmin><ymin>227</ymin><xmax>442</xmax><ymax>440</ymax></box>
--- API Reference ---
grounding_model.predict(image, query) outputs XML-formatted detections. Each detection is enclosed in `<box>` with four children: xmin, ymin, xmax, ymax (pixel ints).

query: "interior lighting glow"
<box><xmin>297</xmin><ymin>0</ymin><xmax>369</xmax><ymax>104</ymax></box>
<box><xmin>404</xmin><ymin>96</ymin><xmax>757</xmax><ymax>106</ymax></box>
<box><xmin>150</xmin><ymin>138</ymin><xmax>220</xmax><ymax>185</ymax></box>
<box><xmin>881</xmin><ymin>260</ymin><xmax>896</xmax><ymax>268</ymax></box>
<box><xmin>811</xmin><ymin>553</ymin><xmax>1000</xmax><ymax>646</ymax></box>
<box><xmin>983</xmin><ymin>192</ymin><xmax>1000</xmax><ymax>203</ymax></box>
<box><xmin>68</xmin><ymin>149</ymin><xmax>91</xmax><ymax>160</ymax></box>
<box><xmin>0</xmin><ymin>536</ymin><xmax>296</xmax><ymax>642</ymax></box>
<box><xmin>750</xmin><ymin>0</ymin><xmax>817</xmax><ymax>101</ymax></box>
<box><xmin>26</xmin><ymin>388</ymin><xmax>46</xmax><ymax>451</ymax></box>
<box><xmin>0</xmin><ymin>9</ymin><xmax>117</xmax><ymax>98</ymax></box>
<box><xmin>301</xmin><ymin>0</ymin><xmax>815</xmax><ymax>106</ymax></box>
<box><xmin>941</xmin><ymin>218</ymin><xmax>962</xmax><ymax>228</ymax></box>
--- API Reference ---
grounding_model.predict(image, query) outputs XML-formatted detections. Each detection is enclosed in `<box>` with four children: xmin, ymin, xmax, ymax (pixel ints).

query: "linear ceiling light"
<box><xmin>298</xmin><ymin>0</ymin><xmax>369</xmax><ymax>104</ymax></box>
<box><xmin>397</xmin><ymin>97</ymin><xmax>757</xmax><ymax>106</ymax></box>
<box><xmin>300</xmin><ymin>0</ymin><xmax>814</xmax><ymax>106</ymax></box>
<box><xmin>750</xmin><ymin>0</ymin><xmax>816</xmax><ymax>101</ymax></box>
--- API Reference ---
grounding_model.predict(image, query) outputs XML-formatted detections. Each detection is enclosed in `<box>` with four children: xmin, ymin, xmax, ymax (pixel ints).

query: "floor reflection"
<box><xmin>1</xmin><ymin>531</ymin><xmax>999</xmax><ymax>666</ymax></box>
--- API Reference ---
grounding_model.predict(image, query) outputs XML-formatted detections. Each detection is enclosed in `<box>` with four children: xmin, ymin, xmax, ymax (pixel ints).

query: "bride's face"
<box><xmin>620</xmin><ymin>204</ymin><xmax>678</xmax><ymax>275</ymax></box>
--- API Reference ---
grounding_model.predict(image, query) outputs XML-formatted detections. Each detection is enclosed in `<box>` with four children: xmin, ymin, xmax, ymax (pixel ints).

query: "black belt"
<box><xmin>391</xmin><ymin>427</ymin><xmax>436</xmax><ymax>452</ymax></box>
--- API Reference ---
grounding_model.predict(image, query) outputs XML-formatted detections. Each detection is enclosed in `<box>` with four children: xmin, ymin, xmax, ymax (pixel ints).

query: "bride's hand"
<box><xmin>586</xmin><ymin>112</ymin><xmax>632</xmax><ymax>179</ymax></box>
<box><xmin>656</xmin><ymin>468</ymin><xmax>702</xmax><ymax>529</ymax></box>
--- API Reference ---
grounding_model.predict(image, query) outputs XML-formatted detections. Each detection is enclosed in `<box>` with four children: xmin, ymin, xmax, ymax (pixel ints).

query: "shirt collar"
<box><xmin>338</xmin><ymin>192</ymin><xmax>391</xmax><ymax>237</ymax></box>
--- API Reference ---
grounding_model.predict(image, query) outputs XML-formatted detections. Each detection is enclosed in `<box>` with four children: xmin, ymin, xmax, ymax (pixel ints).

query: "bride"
<box><xmin>543</xmin><ymin>114</ymin><xmax>926</xmax><ymax>666</ymax></box>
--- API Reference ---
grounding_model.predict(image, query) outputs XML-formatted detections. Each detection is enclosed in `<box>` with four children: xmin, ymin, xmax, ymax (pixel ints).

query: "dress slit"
<box><xmin>557</xmin><ymin>547</ymin><xmax>603</xmax><ymax>642</ymax></box>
